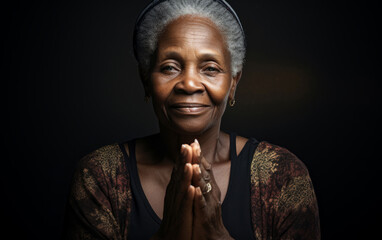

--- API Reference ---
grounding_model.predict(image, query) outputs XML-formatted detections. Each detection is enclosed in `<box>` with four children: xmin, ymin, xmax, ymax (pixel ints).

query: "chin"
<box><xmin>165</xmin><ymin>117</ymin><xmax>215</xmax><ymax>136</ymax></box>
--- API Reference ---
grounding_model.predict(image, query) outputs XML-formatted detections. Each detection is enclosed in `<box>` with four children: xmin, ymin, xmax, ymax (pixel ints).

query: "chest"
<box><xmin>137</xmin><ymin>161</ymin><xmax>231</xmax><ymax>219</ymax></box>
<box><xmin>126</xmin><ymin>145</ymin><xmax>256</xmax><ymax>240</ymax></box>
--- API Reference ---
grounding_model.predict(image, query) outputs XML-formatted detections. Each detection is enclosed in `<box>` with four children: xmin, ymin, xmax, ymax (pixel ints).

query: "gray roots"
<box><xmin>135</xmin><ymin>0</ymin><xmax>246</xmax><ymax>78</ymax></box>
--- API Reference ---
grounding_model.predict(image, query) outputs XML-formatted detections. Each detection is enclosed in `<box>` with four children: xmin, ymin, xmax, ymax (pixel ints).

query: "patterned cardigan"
<box><xmin>63</xmin><ymin>141</ymin><xmax>320</xmax><ymax>239</ymax></box>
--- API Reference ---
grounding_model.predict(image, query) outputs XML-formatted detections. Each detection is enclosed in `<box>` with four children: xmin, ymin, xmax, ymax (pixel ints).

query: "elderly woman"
<box><xmin>63</xmin><ymin>0</ymin><xmax>320</xmax><ymax>239</ymax></box>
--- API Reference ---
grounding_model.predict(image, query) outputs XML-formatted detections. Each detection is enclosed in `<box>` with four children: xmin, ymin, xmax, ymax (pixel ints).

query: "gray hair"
<box><xmin>135</xmin><ymin>0</ymin><xmax>246</xmax><ymax>78</ymax></box>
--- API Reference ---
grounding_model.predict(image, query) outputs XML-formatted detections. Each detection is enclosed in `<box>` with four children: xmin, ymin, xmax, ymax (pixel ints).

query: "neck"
<box><xmin>156</xmin><ymin>124</ymin><xmax>225</xmax><ymax>165</ymax></box>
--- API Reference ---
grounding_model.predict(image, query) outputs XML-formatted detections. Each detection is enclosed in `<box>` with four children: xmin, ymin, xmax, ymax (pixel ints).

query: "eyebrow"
<box><xmin>197</xmin><ymin>53</ymin><xmax>222</xmax><ymax>62</ymax></box>
<box><xmin>162</xmin><ymin>51</ymin><xmax>182</xmax><ymax>60</ymax></box>
<box><xmin>161</xmin><ymin>51</ymin><xmax>223</xmax><ymax>63</ymax></box>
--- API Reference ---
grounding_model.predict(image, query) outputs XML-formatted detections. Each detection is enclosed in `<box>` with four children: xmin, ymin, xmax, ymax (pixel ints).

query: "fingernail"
<box><xmin>181</xmin><ymin>144</ymin><xmax>187</xmax><ymax>156</ymax></box>
<box><xmin>194</xmin><ymin>139</ymin><xmax>199</xmax><ymax>144</ymax></box>
<box><xmin>198</xmin><ymin>165</ymin><xmax>202</xmax><ymax>174</ymax></box>
<box><xmin>185</xmin><ymin>163</ymin><xmax>191</xmax><ymax>173</ymax></box>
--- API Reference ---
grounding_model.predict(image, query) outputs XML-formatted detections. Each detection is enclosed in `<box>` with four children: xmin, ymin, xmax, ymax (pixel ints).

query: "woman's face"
<box><xmin>147</xmin><ymin>15</ymin><xmax>241</xmax><ymax>135</ymax></box>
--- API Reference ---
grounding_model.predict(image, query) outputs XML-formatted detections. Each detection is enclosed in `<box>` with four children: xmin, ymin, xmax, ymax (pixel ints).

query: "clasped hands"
<box><xmin>152</xmin><ymin>139</ymin><xmax>233</xmax><ymax>240</ymax></box>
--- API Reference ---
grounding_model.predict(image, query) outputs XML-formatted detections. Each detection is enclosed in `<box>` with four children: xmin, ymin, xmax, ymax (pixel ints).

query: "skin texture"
<box><xmin>135</xmin><ymin>15</ymin><xmax>244</xmax><ymax>240</ymax></box>
<box><xmin>148</xmin><ymin>16</ymin><xmax>236</xmax><ymax>136</ymax></box>
<box><xmin>63</xmin><ymin>11</ymin><xmax>321</xmax><ymax>240</ymax></box>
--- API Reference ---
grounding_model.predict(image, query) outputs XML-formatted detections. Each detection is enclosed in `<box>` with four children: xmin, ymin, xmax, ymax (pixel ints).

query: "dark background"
<box><xmin>2</xmin><ymin>0</ymin><xmax>381</xmax><ymax>239</ymax></box>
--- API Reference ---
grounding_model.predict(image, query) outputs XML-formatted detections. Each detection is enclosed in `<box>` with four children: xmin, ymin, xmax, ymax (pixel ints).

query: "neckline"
<box><xmin>222</xmin><ymin>132</ymin><xmax>252</xmax><ymax>208</ymax></box>
<box><xmin>121</xmin><ymin>140</ymin><xmax>162</xmax><ymax>224</ymax></box>
<box><xmin>120</xmin><ymin>132</ymin><xmax>251</xmax><ymax>223</ymax></box>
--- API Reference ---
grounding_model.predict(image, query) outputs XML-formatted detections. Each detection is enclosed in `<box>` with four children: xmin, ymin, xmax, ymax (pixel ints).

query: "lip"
<box><xmin>169</xmin><ymin>103</ymin><xmax>211</xmax><ymax>115</ymax></box>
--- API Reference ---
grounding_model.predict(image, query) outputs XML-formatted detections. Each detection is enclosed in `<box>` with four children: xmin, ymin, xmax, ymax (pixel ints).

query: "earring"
<box><xmin>229</xmin><ymin>98</ymin><xmax>236</xmax><ymax>107</ymax></box>
<box><xmin>144</xmin><ymin>95</ymin><xmax>150</xmax><ymax>103</ymax></box>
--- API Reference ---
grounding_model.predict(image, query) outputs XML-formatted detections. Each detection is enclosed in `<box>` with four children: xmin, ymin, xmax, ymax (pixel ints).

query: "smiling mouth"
<box><xmin>170</xmin><ymin>103</ymin><xmax>210</xmax><ymax>114</ymax></box>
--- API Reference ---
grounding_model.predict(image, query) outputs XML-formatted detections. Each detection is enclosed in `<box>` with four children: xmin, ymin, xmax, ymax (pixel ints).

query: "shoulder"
<box><xmin>249</xmin><ymin>142</ymin><xmax>320</xmax><ymax>239</ymax></box>
<box><xmin>74</xmin><ymin>144</ymin><xmax>126</xmax><ymax>185</ymax></box>
<box><xmin>69</xmin><ymin>143</ymin><xmax>130</xmax><ymax>203</ymax></box>
<box><xmin>250</xmin><ymin>141</ymin><xmax>310</xmax><ymax>187</ymax></box>
<box><xmin>65</xmin><ymin>144</ymin><xmax>132</xmax><ymax>238</ymax></box>
<box><xmin>78</xmin><ymin>144</ymin><xmax>124</xmax><ymax>170</ymax></box>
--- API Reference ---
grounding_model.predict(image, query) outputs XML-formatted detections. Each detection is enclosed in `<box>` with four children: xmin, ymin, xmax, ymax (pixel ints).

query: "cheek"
<box><xmin>149</xmin><ymin>77</ymin><xmax>174</xmax><ymax>117</ymax></box>
<box><xmin>206</xmin><ymin>78</ymin><xmax>232</xmax><ymax>106</ymax></box>
<box><xmin>151</xmin><ymin>85</ymin><xmax>169</xmax><ymax>103</ymax></box>
<box><xmin>150</xmin><ymin>74</ymin><xmax>171</xmax><ymax>101</ymax></box>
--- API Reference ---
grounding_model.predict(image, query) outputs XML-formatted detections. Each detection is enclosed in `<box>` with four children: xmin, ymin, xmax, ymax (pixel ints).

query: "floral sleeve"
<box><xmin>250</xmin><ymin>142</ymin><xmax>321</xmax><ymax>240</ymax></box>
<box><xmin>63</xmin><ymin>144</ymin><xmax>132</xmax><ymax>240</ymax></box>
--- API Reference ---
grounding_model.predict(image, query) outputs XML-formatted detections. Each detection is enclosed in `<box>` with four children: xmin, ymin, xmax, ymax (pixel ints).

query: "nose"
<box><xmin>174</xmin><ymin>68</ymin><xmax>205</xmax><ymax>95</ymax></box>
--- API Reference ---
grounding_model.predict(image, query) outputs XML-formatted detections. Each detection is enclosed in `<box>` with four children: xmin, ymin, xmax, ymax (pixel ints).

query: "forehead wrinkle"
<box><xmin>157</xmin><ymin>16</ymin><xmax>229</xmax><ymax>64</ymax></box>
<box><xmin>159</xmin><ymin>33</ymin><xmax>224</xmax><ymax>56</ymax></box>
<box><xmin>160</xmin><ymin>16</ymin><xmax>226</xmax><ymax>44</ymax></box>
<box><xmin>163</xmin><ymin>29</ymin><xmax>216</xmax><ymax>47</ymax></box>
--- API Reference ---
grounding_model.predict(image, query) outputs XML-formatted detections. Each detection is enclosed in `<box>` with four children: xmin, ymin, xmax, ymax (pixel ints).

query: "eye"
<box><xmin>162</xmin><ymin>66</ymin><xmax>175</xmax><ymax>71</ymax></box>
<box><xmin>205</xmin><ymin>66</ymin><xmax>218</xmax><ymax>72</ymax></box>
<box><xmin>160</xmin><ymin>64</ymin><xmax>179</xmax><ymax>74</ymax></box>
<box><xmin>202</xmin><ymin>65</ymin><xmax>221</xmax><ymax>76</ymax></box>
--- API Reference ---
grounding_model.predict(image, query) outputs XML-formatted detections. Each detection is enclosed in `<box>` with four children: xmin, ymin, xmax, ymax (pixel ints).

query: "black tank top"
<box><xmin>119</xmin><ymin>132</ymin><xmax>259</xmax><ymax>240</ymax></box>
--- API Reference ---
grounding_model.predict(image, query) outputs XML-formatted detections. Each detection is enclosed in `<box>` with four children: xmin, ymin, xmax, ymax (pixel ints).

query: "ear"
<box><xmin>229</xmin><ymin>71</ymin><xmax>242</xmax><ymax>100</ymax></box>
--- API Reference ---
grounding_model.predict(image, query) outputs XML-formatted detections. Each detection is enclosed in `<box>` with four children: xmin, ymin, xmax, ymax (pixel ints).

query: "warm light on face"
<box><xmin>148</xmin><ymin>16</ymin><xmax>240</xmax><ymax>135</ymax></box>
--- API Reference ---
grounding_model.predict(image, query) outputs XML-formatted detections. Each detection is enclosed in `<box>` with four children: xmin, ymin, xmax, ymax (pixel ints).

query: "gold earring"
<box><xmin>144</xmin><ymin>96</ymin><xmax>150</xmax><ymax>103</ymax></box>
<box><xmin>229</xmin><ymin>98</ymin><xmax>236</xmax><ymax>107</ymax></box>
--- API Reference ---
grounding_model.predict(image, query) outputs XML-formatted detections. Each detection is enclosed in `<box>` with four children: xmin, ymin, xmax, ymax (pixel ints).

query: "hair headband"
<box><xmin>132</xmin><ymin>0</ymin><xmax>245</xmax><ymax>60</ymax></box>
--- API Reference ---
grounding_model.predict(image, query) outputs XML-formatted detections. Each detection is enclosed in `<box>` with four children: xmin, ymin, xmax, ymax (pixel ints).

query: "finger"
<box><xmin>180</xmin><ymin>144</ymin><xmax>193</xmax><ymax>164</ymax></box>
<box><xmin>172</xmin><ymin>144</ymin><xmax>192</xmax><ymax>180</ymax></box>
<box><xmin>191</xmin><ymin>139</ymin><xmax>201</xmax><ymax>164</ymax></box>
<box><xmin>170</xmin><ymin>145</ymin><xmax>193</xmax><ymax>202</ymax></box>
<box><xmin>193</xmin><ymin>186</ymin><xmax>207</xmax><ymax>218</ymax></box>
<box><xmin>184</xmin><ymin>163</ymin><xmax>193</xmax><ymax>185</ymax></box>
<box><xmin>191</xmin><ymin>164</ymin><xmax>203</xmax><ymax>188</ymax></box>
<box><xmin>172</xmin><ymin>184</ymin><xmax>195</xmax><ymax>240</ymax></box>
<box><xmin>187</xmin><ymin>185</ymin><xmax>195</xmax><ymax>202</ymax></box>
<box><xmin>167</xmin><ymin>163</ymin><xmax>193</xmax><ymax>211</ymax></box>
<box><xmin>192</xmin><ymin>164</ymin><xmax>216</xmax><ymax>204</ymax></box>
<box><xmin>198</xmin><ymin>158</ymin><xmax>221</xmax><ymax>203</ymax></box>
<box><xmin>176</xmin><ymin>163</ymin><xmax>193</xmax><ymax>198</ymax></box>
<box><xmin>198</xmin><ymin>159</ymin><xmax>211</xmax><ymax>183</ymax></box>
<box><xmin>179</xmin><ymin>184</ymin><xmax>195</xmax><ymax>222</ymax></box>
<box><xmin>191</xmin><ymin>140</ymin><xmax>211</xmax><ymax>180</ymax></box>
<box><xmin>177</xmin><ymin>171</ymin><xmax>195</xmax><ymax>239</ymax></box>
